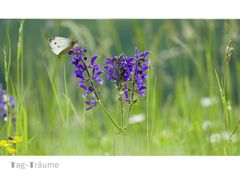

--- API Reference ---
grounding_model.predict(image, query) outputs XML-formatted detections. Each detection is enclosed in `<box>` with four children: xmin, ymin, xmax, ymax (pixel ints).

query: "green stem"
<box><xmin>125</xmin><ymin>74</ymin><xmax>136</xmax><ymax>130</ymax></box>
<box><xmin>229</xmin><ymin>120</ymin><xmax>240</xmax><ymax>143</ymax></box>
<box><xmin>215</xmin><ymin>69</ymin><xmax>230</xmax><ymax>132</ymax></box>
<box><xmin>120</xmin><ymin>100</ymin><xmax>124</xmax><ymax>129</ymax></box>
<box><xmin>223</xmin><ymin>64</ymin><xmax>231</xmax><ymax>132</ymax></box>
<box><xmin>146</xmin><ymin>63</ymin><xmax>151</xmax><ymax>147</ymax></box>
<box><xmin>126</xmin><ymin>104</ymin><xmax>133</xmax><ymax>127</ymax></box>
<box><xmin>98</xmin><ymin>101</ymin><xmax>122</xmax><ymax>132</ymax></box>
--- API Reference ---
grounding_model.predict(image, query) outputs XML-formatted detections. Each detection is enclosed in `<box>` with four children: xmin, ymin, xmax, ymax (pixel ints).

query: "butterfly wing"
<box><xmin>49</xmin><ymin>37</ymin><xmax>76</xmax><ymax>57</ymax></box>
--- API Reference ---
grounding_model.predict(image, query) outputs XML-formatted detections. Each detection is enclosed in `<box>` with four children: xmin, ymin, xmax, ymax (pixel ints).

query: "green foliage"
<box><xmin>0</xmin><ymin>19</ymin><xmax>240</xmax><ymax>155</ymax></box>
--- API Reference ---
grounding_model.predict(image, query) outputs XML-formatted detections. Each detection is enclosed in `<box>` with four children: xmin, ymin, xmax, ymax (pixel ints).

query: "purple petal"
<box><xmin>146</xmin><ymin>60</ymin><xmax>151</xmax><ymax>65</ymax></box>
<box><xmin>142</xmin><ymin>65</ymin><xmax>149</xmax><ymax>72</ymax></box>
<box><xmin>87</xmin><ymin>87</ymin><xmax>95</xmax><ymax>95</ymax></box>
<box><xmin>105</xmin><ymin>58</ymin><xmax>114</xmax><ymax>65</ymax></box>
<box><xmin>123</xmin><ymin>72</ymin><xmax>130</xmax><ymax>81</ymax></box>
<box><xmin>74</xmin><ymin>70</ymin><xmax>85</xmax><ymax>81</ymax></box>
<box><xmin>79</xmin><ymin>81</ymin><xmax>88</xmax><ymax>91</ymax></box>
<box><xmin>94</xmin><ymin>64</ymin><xmax>101</xmax><ymax>71</ymax></box>
<box><xmin>140</xmin><ymin>50</ymin><xmax>151</xmax><ymax>57</ymax></box>
<box><xmin>106</xmin><ymin>74</ymin><xmax>113</xmax><ymax>80</ymax></box>
<box><xmin>135</xmin><ymin>48</ymin><xmax>139</xmax><ymax>59</ymax></box>
<box><xmin>82</xmin><ymin>92</ymin><xmax>87</xmax><ymax>98</ymax></box>
<box><xmin>92</xmin><ymin>65</ymin><xmax>101</xmax><ymax>76</ymax></box>
<box><xmin>104</xmin><ymin>66</ymin><xmax>112</xmax><ymax>72</ymax></box>
<box><xmin>138</xmin><ymin>86</ymin><xmax>146</xmax><ymax>92</ymax></box>
<box><xmin>71</xmin><ymin>57</ymin><xmax>79</xmax><ymax>65</ymax></box>
<box><xmin>91</xmin><ymin>55</ymin><xmax>98</xmax><ymax>66</ymax></box>
<box><xmin>2</xmin><ymin>111</ymin><xmax>7</xmax><ymax>117</ymax></box>
<box><xmin>85</xmin><ymin>98</ymin><xmax>97</xmax><ymax>110</ymax></box>
<box><xmin>96</xmin><ymin>71</ymin><xmax>103</xmax><ymax>76</ymax></box>
<box><xmin>142</xmin><ymin>74</ymin><xmax>148</xmax><ymax>80</ymax></box>
<box><xmin>77</xmin><ymin>54</ymin><xmax>83</xmax><ymax>61</ymax></box>
<box><xmin>139</xmin><ymin>92</ymin><xmax>146</xmax><ymax>97</ymax></box>
<box><xmin>119</xmin><ymin>54</ymin><xmax>125</xmax><ymax>59</ymax></box>
<box><xmin>9</xmin><ymin>96</ymin><xmax>15</xmax><ymax>107</ymax></box>
<box><xmin>94</xmin><ymin>77</ymin><xmax>103</xmax><ymax>85</ymax></box>
<box><xmin>126</xmin><ymin>57</ymin><xmax>134</xmax><ymax>64</ymax></box>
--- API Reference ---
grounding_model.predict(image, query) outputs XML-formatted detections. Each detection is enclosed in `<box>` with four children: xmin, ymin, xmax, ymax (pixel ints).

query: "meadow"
<box><xmin>0</xmin><ymin>19</ymin><xmax>240</xmax><ymax>155</ymax></box>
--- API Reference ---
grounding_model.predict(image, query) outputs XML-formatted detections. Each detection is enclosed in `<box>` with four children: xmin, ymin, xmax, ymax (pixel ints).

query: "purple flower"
<box><xmin>69</xmin><ymin>47</ymin><xmax>103</xmax><ymax>110</ymax></box>
<box><xmin>0</xmin><ymin>86</ymin><xmax>15</xmax><ymax>121</ymax></box>
<box><xmin>134</xmin><ymin>48</ymin><xmax>151</xmax><ymax>97</ymax></box>
<box><xmin>104</xmin><ymin>48</ymin><xmax>151</xmax><ymax>102</ymax></box>
<box><xmin>104</xmin><ymin>57</ymin><xmax>120</xmax><ymax>85</ymax></box>
<box><xmin>91</xmin><ymin>56</ymin><xmax>103</xmax><ymax>85</ymax></box>
<box><xmin>85</xmin><ymin>95</ymin><xmax>97</xmax><ymax>110</ymax></box>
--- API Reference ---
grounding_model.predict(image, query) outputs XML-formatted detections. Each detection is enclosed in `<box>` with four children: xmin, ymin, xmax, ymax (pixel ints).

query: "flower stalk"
<box><xmin>69</xmin><ymin>47</ymin><xmax>122</xmax><ymax>132</ymax></box>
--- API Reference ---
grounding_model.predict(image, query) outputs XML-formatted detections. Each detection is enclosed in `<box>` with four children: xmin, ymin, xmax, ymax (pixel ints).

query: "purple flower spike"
<box><xmin>104</xmin><ymin>48</ymin><xmax>151</xmax><ymax>102</ymax></box>
<box><xmin>69</xmin><ymin>47</ymin><xmax>103</xmax><ymax>110</ymax></box>
<box><xmin>134</xmin><ymin>49</ymin><xmax>151</xmax><ymax>98</ymax></box>
<box><xmin>90</xmin><ymin>56</ymin><xmax>104</xmax><ymax>85</ymax></box>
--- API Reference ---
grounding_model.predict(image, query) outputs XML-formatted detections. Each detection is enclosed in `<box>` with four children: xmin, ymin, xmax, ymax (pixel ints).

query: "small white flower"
<box><xmin>3</xmin><ymin>94</ymin><xmax>8</xmax><ymax>102</ymax></box>
<box><xmin>4</xmin><ymin>105</ymin><xmax>7</xmax><ymax>111</ymax></box>
<box><xmin>128</xmin><ymin>114</ymin><xmax>145</xmax><ymax>124</ymax></box>
<box><xmin>200</xmin><ymin>97</ymin><xmax>219</xmax><ymax>107</ymax></box>
<box><xmin>209</xmin><ymin>131</ymin><xmax>237</xmax><ymax>144</ymax></box>
<box><xmin>209</xmin><ymin>133</ymin><xmax>221</xmax><ymax>143</ymax></box>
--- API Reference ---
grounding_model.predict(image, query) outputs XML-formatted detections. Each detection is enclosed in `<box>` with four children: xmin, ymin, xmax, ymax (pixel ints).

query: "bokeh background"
<box><xmin>0</xmin><ymin>20</ymin><xmax>240</xmax><ymax>155</ymax></box>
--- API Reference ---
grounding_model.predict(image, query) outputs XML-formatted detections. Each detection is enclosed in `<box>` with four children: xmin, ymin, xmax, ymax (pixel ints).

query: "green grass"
<box><xmin>0</xmin><ymin>19</ymin><xmax>240</xmax><ymax>155</ymax></box>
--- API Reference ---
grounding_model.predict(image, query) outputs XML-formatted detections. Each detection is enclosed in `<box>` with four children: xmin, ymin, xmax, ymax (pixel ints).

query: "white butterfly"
<box><xmin>48</xmin><ymin>36</ymin><xmax>77</xmax><ymax>57</ymax></box>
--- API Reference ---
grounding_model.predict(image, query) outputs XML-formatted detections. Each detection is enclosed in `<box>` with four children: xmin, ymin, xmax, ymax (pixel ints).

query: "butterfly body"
<box><xmin>48</xmin><ymin>37</ymin><xmax>77</xmax><ymax>57</ymax></box>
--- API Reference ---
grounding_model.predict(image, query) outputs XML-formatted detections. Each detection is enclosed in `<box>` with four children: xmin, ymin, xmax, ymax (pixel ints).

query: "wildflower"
<box><xmin>6</xmin><ymin>148</ymin><xmax>17</xmax><ymax>155</ymax></box>
<box><xmin>0</xmin><ymin>85</ymin><xmax>15</xmax><ymax>121</ymax></box>
<box><xmin>0</xmin><ymin>140</ymin><xmax>8</xmax><ymax>147</ymax></box>
<box><xmin>200</xmin><ymin>97</ymin><xmax>218</xmax><ymax>107</ymax></box>
<box><xmin>8</xmin><ymin>136</ymin><xmax>23</xmax><ymax>144</ymax></box>
<box><xmin>104</xmin><ymin>48</ymin><xmax>151</xmax><ymax>102</ymax></box>
<box><xmin>0</xmin><ymin>140</ymin><xmax>12</xmax><ymax>148</ymax></box>
<box><xmin>134</xmin><ymin>49</ymin><xmax>151</xmax><ymax>97</ymax></box>
<box><xmin>128</xmin><ymin>114</ymin><xmax>145</xmax><ymax>124</ymax></box>
<box><xmin>13</xmin><ymin>136</ymin><xmax>23</xmax><ymax>143</ymax></box>
<box><xmin>69</xmin><ymin>47</ymin><xmax>103</xmax><ymax>110</ymax></box>
<box><xmin>0</xmin><ymin>136</ymin><xmax>23</xmax><ymax>156</ymax></box>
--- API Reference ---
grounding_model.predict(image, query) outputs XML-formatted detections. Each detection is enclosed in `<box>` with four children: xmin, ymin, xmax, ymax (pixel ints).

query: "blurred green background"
<box><xmin>0</xmin><ymin>19</ymin><xmax>240</xmax><ymax>155</ymax></box>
